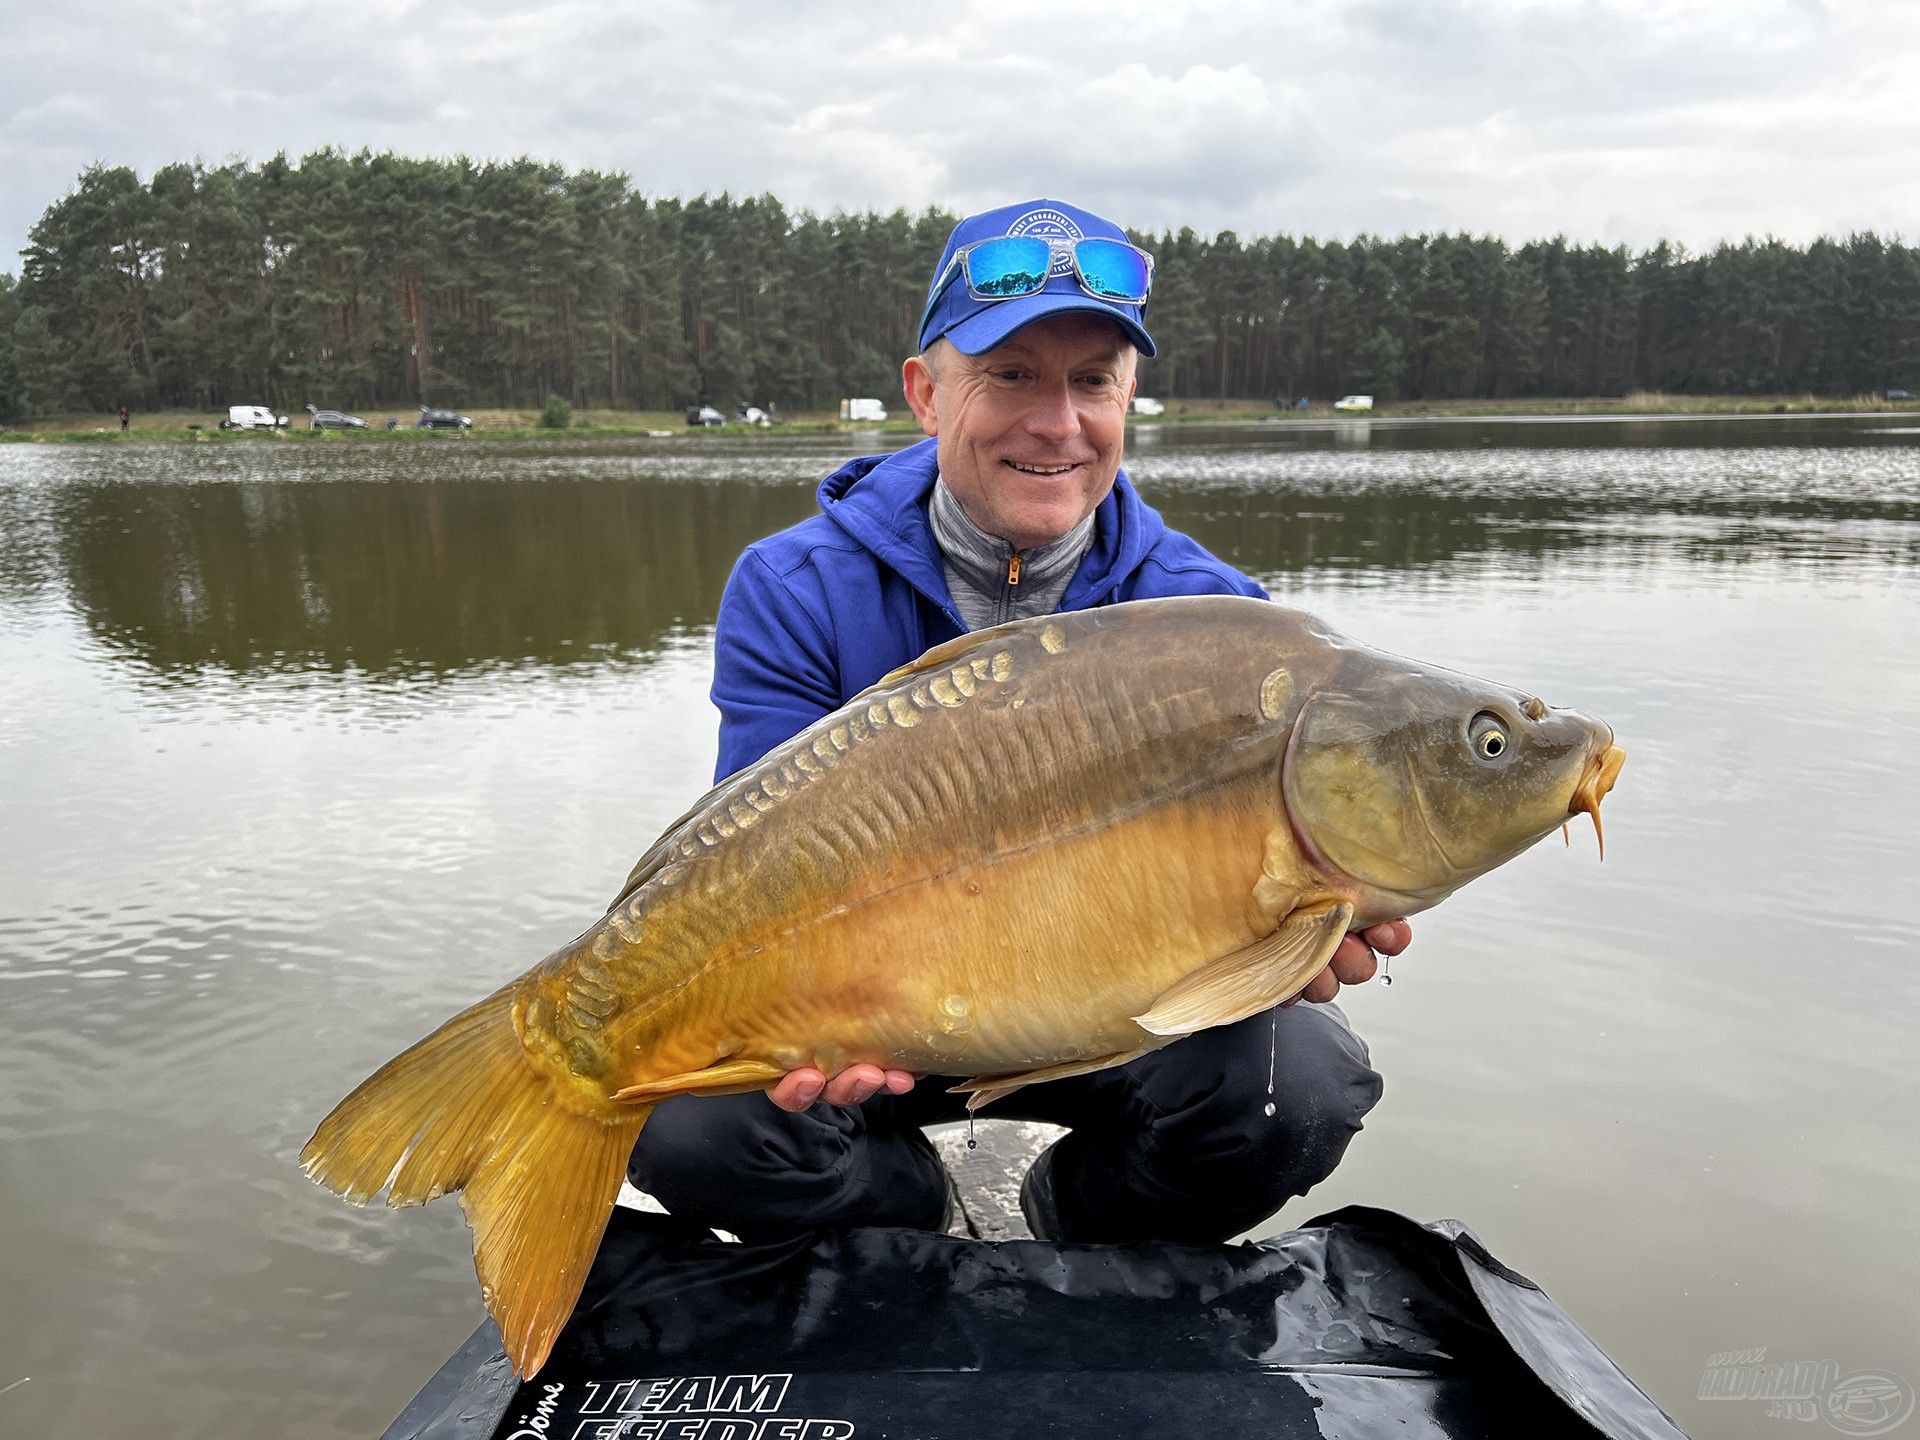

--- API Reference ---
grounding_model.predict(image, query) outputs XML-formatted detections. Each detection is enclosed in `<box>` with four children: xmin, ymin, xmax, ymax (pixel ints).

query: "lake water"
<box><xmin>2</xmin><ymin>416</ymin><xmax>1916</xmax><ymax>1438</ymax></box>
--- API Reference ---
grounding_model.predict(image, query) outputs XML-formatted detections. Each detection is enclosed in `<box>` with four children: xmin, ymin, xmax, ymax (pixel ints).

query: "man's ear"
<box><xmin>902</xmin><ymin>353</ymin><xmax>939</xmax><ymax>437</ymax></box>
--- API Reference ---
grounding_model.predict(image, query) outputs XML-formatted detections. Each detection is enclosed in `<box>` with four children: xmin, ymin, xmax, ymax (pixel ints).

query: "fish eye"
<box><xmin>1469</xmin><ymin>712</ymin><xmax>1510</xmax><ymax>763</ymax></box>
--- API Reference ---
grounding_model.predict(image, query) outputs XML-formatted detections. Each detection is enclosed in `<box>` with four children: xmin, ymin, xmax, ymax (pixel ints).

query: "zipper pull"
<box><xmin>1007</xmin><ymin>552</ymin><xmax>1022</xmax><ymax>586</ymax></box>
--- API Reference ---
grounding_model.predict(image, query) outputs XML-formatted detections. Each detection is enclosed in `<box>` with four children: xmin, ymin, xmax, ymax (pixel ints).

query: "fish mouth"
<box><xmin>1568</xmin><ymin>742</ymin><xmax>1627</xmax><ymax>859</ymax></box>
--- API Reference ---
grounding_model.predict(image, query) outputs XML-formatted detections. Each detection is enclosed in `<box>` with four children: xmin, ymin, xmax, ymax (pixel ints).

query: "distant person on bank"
<box><xmin>628</xmin><ymin>199</ymin><xmax>1411</xmax><ymax>1243</ymax></box>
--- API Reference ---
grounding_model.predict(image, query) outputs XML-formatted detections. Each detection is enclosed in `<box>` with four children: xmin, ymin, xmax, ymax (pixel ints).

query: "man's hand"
<box><xmin>1285</xmin><ymin>919</ymin><xmax>1412</xmax><ymax>1006</ymax></box>
<box><xmin>767</xmin><ymin>1064</ymin><xmax>916</xmax><ymax>1113</ymax></box>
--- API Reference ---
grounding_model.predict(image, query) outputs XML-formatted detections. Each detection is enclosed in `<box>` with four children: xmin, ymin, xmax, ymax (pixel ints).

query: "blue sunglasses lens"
<box><xmin>1074</xmin><ymin>238</ymin><xmax>1151</xmax><ymax>302</ymax></box>
<box><xmin>963</xmin><ymin>237</ymin><xmax>1053</xmax><ymax>297</ymax></box>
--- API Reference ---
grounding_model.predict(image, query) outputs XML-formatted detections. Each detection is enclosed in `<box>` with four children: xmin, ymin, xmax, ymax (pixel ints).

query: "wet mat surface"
<box><xmin>387</xmin><ymin>1205</ymin><xmax>1686</xmax><ymax>1440</ymax></box>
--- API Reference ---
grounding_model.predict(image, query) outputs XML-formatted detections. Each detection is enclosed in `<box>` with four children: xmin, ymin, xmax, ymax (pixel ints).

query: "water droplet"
<box><xmin>1265</xmin><ymin>1006</ymin><xmax>1279</xmax><ymax>1106</ymax></box>
<box><xmin>1262</xmin><ymin>1101</ymin><xmax>1277</xmax><ymax>1118</ymax></box>
<box><xmin>1380</xmin><ymin>954</ymin><xmax>1392</xmax><ymax>986</ymax></box>
<box><xmin>966</xmin><ymin>1115</ymin><xmax>977</xmax><ymax>1151</ymax></box>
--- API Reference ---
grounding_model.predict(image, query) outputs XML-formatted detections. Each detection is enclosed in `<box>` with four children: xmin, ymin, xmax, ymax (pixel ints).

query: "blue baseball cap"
<box><xmin>918</xmin><ymin>198</ymin><xmax>1156</xmax><ymax>357</ymax></box>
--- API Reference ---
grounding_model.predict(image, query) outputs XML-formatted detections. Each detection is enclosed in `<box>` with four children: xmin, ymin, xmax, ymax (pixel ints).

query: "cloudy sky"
<box><xmin>3</xmin><ymin>0</ymin><xmax>1916</xmax><ymax>269</ymax></box>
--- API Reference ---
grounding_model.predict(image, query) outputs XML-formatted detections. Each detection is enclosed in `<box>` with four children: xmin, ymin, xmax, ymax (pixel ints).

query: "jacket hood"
<box><xmin>814</xmin><ymin>437</ymin><xmax>1169</xmax><ymax>618</ymax></box>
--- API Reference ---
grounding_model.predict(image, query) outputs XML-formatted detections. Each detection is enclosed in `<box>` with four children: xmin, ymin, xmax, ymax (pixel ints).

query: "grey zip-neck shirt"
<box><xmin>928</xmin><ymin>476</ymin><xmax>1097</xmax><ymax>631</ymax></box>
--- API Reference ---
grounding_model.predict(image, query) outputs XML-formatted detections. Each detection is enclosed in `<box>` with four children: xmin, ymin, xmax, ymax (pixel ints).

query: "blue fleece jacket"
<box><xmin>710</xmin><ymin>436</ymin><xmax>1267</xmax><ymax>782</ymax></box>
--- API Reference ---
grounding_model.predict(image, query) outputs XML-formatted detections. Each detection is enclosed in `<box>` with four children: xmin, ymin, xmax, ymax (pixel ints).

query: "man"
<box><xmin>629</xmin><ymin>199</ymin><xmax>1409</xmax><ymax>1244</ymax></box>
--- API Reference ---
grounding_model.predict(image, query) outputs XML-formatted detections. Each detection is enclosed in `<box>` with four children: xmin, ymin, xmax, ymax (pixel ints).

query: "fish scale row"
<box><xmin>563</xmin><ymin>616</ymin><xmax>1227</xmax><ymax>1067</ymax></box>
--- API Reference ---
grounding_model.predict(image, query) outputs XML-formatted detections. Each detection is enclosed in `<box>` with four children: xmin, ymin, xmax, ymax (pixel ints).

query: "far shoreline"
<box><xmin>4</xmin><ymin>393</ymin><xmax>1915</xmax><ymax>444</ymax></box>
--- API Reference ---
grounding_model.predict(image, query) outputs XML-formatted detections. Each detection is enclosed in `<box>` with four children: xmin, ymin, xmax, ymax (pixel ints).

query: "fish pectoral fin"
<box><xmin>948</xmin><ymin>1048</ymin><xmax>1155</xmax><ymax>1113</ymax></box>
<box><xmin>1133</xmin><ymin>900</ymin><xmax>1356</xmax><ymax>1038</ymax></box>
<box><xmin>611</xmin><ymin>1058</ymin><xmax>788</xmax><ymax>1104</ymax></box>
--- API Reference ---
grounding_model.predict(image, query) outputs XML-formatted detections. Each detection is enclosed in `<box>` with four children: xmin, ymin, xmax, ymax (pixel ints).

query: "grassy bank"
<box><xmin>5</xmin><ymin>393</ymin><xmax>1915</xmax><ymax>444</ymax></box>
<box><xmin>0</xmin><ymin>407</ymin><xmax>852</xmax><ymax>443</ymax></box>
<box><xmin>1355</xmin><ymin>391</ymin><xmax>1915</xmax><ymax>419</ymax></box>
<box><xmin>1145</xmin><ymin>392</ymin><xmax>1917</xmax><ymax>422</ymax></box>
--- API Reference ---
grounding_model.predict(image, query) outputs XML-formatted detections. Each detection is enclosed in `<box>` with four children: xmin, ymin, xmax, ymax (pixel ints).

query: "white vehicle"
<box><xmin>1333</xmin><ymin>394</ymin><xmax>1375</xmax><ymax>413</ymax></box>
<box><xmin>219</xmin><ymin>405</ymin><xmax>288</xmax><ymax>430</ymax></box>
<box><xmin>839</xmin><ymin>397</ymin><xmax>889</xmax><ymax>423</ymax></box>
<box><xmin>1129</xmin><ymin>396</ymin><xmax>1165</xmax><ymax>416</ymax></box>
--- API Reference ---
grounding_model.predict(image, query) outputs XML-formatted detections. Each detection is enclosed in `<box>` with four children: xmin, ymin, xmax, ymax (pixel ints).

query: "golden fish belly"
<box><xmin>574</xmin><ymin>776</ymin><xmax>1281</xmax><ymax>1090</ymax></box>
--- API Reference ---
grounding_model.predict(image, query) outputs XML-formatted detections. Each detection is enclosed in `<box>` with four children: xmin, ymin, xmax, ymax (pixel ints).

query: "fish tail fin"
<box><xmin>299</xmin><ymin>988</ymin><xmax>651</xmax><ymax>1377</ymax></box>
<box><xmin>459</xmin><ymin>1096</ymin><xmax>651</xmax><ymax>1378</ymax></box>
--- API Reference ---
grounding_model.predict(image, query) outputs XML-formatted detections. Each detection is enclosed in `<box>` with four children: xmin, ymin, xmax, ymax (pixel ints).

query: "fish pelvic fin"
<box><xmin>612</xmin><ymin>1058</ymin><xmax>787</xmax><ymax>1103</ymax></box>
<box><xmin>298</xmin><ymin>986</ymin><xmax>651</xmax><ymax>1378</ymax></box>
<box><xmin>948</xmin><ymin>1047</ymin><xmax>1157</xmax><ymax>1113</ymax></box>
<box><xmin>1133</xmin><ymin>900</ymin><xmax>1355</xmax><ymax>1037</ymax></box>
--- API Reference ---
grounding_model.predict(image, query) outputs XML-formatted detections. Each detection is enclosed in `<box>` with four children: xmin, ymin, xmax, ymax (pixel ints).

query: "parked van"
<box><xmin>839</xmin><ymin>398</ymin><xmax>888</xmax><ymax>423</ymax></box>
<box><xmin>219</xmin><ymin>405</ymin><xmax>288</xmax><ymax>430</ymax></box>
<box><xmin>1333</xmin><ymin>395</ymin><xmax>1375</xmax><ymax>413</ymax></box>
<box><xmin>1129</xmin><ymin>396</ymin><xmax>1166</xmax><ymax>416</ymax></box>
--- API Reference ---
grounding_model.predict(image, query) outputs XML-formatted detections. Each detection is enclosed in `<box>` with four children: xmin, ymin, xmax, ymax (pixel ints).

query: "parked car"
<box><xmin>1333</xmin><ymin>394</ymin><xmax>1375</xmax><ymax>412</ymax></box>
<box><xmin>1129</xmin><ymin>396</ymin><xmax>1165</xmax><ymax>416</ymax></box>
<box><xmin>735</xmin><ymin>404</ymin><xmax>772</xmax><ymax>426</ymax></box>
<box><xmin>416</xmin><ymin>407</ymin><xmax>473</xmax><ymax>430</ymax></box>
<box><xmin>306</xmin><ymin>404</ymin><xmax>369</xmax><ymax>431</ymax></box>
<box><xmin>219</xmin><ymin>405</ymin><xmax>288</xmax><ymax>430</ymax></box>
<box><xmin>839</xmin><ymin>397</ymin><xmax>888</xmax><ymax>423</ymax></box>
<box><xmin>685</xmin><ymin>405</ymin><xmax>726</xmax><ymax>427</ymax></box>
<box><xmin>1888</xmin><ymin>389</ymin><xmax>1914</xmax><ymax>401</ymax></box>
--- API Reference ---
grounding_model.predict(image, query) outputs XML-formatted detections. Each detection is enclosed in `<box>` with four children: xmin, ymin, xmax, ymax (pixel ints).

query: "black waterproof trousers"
<box><xmin>627</xmin><ymin>1000</ymin><xmax>1383</xmax><ymax>1244</ymax></box>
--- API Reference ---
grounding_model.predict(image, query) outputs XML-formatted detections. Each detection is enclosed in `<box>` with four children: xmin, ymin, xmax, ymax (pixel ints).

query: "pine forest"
<box><xmin>2</xmin><ymin>151</ymin><xmax>1916</xmax><ymax>421</ymax></box>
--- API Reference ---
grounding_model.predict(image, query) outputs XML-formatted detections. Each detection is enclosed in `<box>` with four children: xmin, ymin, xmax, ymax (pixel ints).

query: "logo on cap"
<box><xmin>1005</xmin><ymin>207</ymin><xmax>1084</xmax><ymax>278</ymax></box>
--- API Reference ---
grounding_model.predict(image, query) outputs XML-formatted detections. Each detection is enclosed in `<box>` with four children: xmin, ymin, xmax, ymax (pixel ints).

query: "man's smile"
<box><xmin>1003</xmin><ymin>460</ymin><xmax>1083</xmax><ymax>476</ymax></box>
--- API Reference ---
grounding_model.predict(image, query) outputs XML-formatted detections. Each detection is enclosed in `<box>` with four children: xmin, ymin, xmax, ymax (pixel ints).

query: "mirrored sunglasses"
<box><xmin>920</xmin><ymin>236</ymin><xmax>1154</xmax><ymax>340</ymax></box>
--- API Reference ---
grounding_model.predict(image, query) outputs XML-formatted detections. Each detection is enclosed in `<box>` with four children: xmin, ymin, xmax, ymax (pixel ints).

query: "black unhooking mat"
<box><xmin>384</xmin><ymin>1204</ymin><xmax>1687</xmax><ymax>1440</ymax></box>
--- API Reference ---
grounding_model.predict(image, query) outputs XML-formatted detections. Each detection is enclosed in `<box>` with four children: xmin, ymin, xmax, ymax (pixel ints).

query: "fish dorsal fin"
<box><xmin>869</xmin><ymin>616</ymin><xmax>1036</xmax><ymax>691</ymax></box>
<box><xmin>609</xmin><ymin>617</ymin><xmax>1054</xmax><ymax>912</ymax></box>
<box><xmin>610</xmin><ymin>794</ymin><xmax>714</xmax><ymax>910</ymax></box>
<box><xmin>1133</xmin><ymin>899</ymin><xmax>1355</xmax><ymax>1037</ymax></box>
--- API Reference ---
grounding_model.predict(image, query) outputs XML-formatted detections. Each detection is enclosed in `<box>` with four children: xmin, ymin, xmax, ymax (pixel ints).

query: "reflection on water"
<box><xmin>1</xmin><ymin>415</ymin><xmax>1917</xmax><ymax>1439</ymax></box>
<box><xmin>5</xmin><ymin>419</ymin><xmax>1917</xmax><ymax>686</ymax></box>
<box><xmin>16</xmin><ymin>447</ymin><xmax>821</xmax><ymax>679</ymax></box>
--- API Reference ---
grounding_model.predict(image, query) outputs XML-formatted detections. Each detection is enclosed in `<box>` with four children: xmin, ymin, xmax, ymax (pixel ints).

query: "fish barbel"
<box><xmin>301</xmin><ymin>596</ymin><xmax>1623</xmax><ymax>1375</ymax></box>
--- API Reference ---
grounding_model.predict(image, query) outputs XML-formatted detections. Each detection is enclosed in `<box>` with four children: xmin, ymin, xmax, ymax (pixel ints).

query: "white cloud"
<box><xmin>1</xmin><ymin>0</ymin><xmax>1916</xmax><ymax>270</ymax></box>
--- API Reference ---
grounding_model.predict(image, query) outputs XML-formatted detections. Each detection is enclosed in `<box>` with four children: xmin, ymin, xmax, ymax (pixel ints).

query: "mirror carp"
<box><xmin>301</xmin><ymin>596</ymin><xmax>1624</xmax><ymax>1376</ymax></box>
